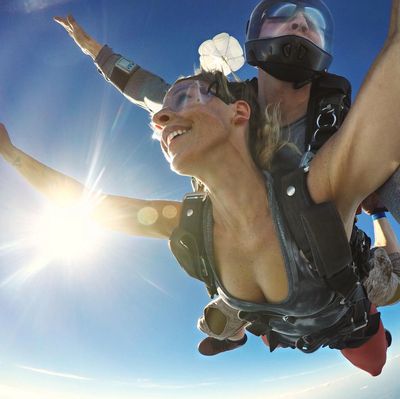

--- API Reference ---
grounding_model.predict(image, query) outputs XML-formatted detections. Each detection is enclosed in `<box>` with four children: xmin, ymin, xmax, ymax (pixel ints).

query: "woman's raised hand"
<box><xmin>0</xmin><ymin>124</ymin><xmax>13</xmax><ymax>157</ymax></box>
<box><xmin>54</xmin><ymin>15</ymin><xmax>102</xmax><ymax>60</ymax></box>
<box><xmin>386</xmin><ymin>0</ymin><xmax>400</xmax><ymax>44</ymax></box>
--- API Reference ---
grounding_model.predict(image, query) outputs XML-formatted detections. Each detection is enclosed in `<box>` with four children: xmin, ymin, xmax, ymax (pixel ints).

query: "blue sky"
<box><xmin>0</xmin><ymin>0</ymin><xmax>399</xmax><ymax>398</ymax></box>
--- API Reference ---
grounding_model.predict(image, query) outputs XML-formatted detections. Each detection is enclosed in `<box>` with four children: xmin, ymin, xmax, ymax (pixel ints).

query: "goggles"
<box><xmin>161</xmin><ymin>80</ymin><xmax>219</xmax><ymax>113</ymax></box>
<box><xmin>262</xmin><ymin>2</ymin><xmax>326</xmax><ymax>32</ymax></box>
<box><xmin>152</xmin><ymin>79</ymin><xmax>221</xmax><ymax>139</ymax></box>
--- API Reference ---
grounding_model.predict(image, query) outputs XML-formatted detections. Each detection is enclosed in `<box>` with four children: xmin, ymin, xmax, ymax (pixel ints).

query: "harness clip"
<box><xmin>351</xmin><ymin>311</ymin><xmax>368</xmax><ymax>332</ymax></box>
<box><xmin>316</xmin><ymin>105</ymin><xmax>337</xmax><ymax>128</ymax></box>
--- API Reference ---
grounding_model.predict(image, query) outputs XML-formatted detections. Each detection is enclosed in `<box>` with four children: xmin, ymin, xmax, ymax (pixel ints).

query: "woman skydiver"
<box><xmin>3</xmin><ymin>0</ymin><xmax>400</xmax><ymax>371</ymax></box>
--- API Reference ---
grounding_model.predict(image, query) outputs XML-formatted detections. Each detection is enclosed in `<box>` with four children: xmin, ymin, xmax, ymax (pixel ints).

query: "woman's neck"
<box><xmin>195</xmin><ymin>144</ymin><xmax>269</xmax><ymax>233</ymax></box>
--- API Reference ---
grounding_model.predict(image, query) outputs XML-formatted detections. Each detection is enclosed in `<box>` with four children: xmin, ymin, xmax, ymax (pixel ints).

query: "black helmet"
<box><xmin>245</xmin><ymin>0</ymin><xmax>334</xmax><ymax>84</ymax></box>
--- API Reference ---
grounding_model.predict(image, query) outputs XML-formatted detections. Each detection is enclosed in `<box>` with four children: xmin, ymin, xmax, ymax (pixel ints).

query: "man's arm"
<box><xmin>54</xmin><ymin>15</ymin><xmax>169</xmax><ymax>113</ymax></box>
<box><xmin>307</xmin><ymin>0</ymin><xmax>400</xmax><ymax>235</ymax></box>
<box><xmin>0</xmin><ymin>124</ymin><xmax>180</xmax><ymax>238</ymax></box>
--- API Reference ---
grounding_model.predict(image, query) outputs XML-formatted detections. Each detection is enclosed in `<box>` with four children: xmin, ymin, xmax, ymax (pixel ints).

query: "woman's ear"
<box><xmin>232</xmin><ymin>100</ymin><xmax>251</xmax><ymax>125</ymax></box>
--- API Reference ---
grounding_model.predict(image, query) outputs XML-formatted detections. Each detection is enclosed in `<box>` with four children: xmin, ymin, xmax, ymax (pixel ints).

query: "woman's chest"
<box><xmin>213</xmin><ymin>218</ymin><xmax>289</xmax><ymax>304</ymax></box>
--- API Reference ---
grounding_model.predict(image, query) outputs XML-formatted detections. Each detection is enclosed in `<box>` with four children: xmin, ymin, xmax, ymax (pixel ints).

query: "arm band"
<box><xmin>110</xmin><ymin>57</ymin><xmax>139</xmax><ymax>91</ymax></box>
<box><xmin>372</xmin><ymin>212</ymin><xmax>387</xmax><ymax>221</ymax></box>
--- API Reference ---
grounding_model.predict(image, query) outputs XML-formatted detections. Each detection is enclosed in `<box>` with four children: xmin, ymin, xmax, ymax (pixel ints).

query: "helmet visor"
<box><xmin>264</xmin><ymin>3</ymin><xmax>327</xmax><ymax>30</ymax></box>
<box><xmin>247</xmin><ymin>0</ymin><xmax>334</xmax><ymax>54</ymax></box>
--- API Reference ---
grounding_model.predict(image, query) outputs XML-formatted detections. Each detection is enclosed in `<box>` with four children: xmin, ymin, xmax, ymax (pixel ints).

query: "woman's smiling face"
<box><xmin>151</xmin><ymin>79</ymin><xmax>234</xmax><ymax>176</ymax></box>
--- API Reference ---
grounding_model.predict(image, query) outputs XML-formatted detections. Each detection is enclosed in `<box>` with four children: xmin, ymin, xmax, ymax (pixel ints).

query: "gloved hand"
<box><xmin>198</xmin><ymin>297</ymin><xmax>247</xmax><ymax>339</ymax></box>
<box><xmin>363</xmin><ymin>248</ymin><xmax>399</xmax><ymax>306</ymax></box>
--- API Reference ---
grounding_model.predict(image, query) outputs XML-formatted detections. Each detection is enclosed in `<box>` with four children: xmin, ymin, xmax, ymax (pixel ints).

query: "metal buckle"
<box><xmin>200</xmin><ymin>257</ymin><xmax>209</xmax><ymax>278</ymax></box>
<box><xmin>351</xmin><ymin>311</ymin><xmax>368</xmax><ymax>332</ymax></box>
<box><xmin>300</xmin><ymin>151</ymin><xmax>314</xmax><ymax>168</ymax></box>
<box><xmin>316</xmin><ymin>105</ymin><xmax>337</xmax><ymax>128</ymax></box>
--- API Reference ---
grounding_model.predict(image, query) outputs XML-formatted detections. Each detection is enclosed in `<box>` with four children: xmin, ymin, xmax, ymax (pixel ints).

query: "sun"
<box><xmin>1</xmin><ymin>196</ymin><xmax>107</xmax><ymax>286</ymax></box>
<box><xmin>31</xmin><ymin>199</ymin><xmax>105</xmax><ymax>263</ymax></box>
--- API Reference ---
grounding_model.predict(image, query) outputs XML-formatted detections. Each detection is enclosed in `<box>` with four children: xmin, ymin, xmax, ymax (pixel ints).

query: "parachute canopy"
<box><xmin>199</xmin><ymin>33</ymin><xmax>245</xmax><ymax>76</ymax></box>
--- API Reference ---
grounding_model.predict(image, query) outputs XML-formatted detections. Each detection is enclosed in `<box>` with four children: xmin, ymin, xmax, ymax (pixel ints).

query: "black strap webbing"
<box><xmin>278</xmin><ymin>168</ymin><xmax>356</xmax><ymax>299</ymax></box>
<box><xmin>305</xmin><ymin>72</ymin><xmax>352</xmax><ymax>152</ymax></box>
<box><xmin>110</xmin><ymin>58</ymin><xmax>139</xmax><ymax>91</ymax></box>
<box><xmin>169</xmin><ymin>193</ymin><xmax>218</xmax><ymax>297</ymax></box>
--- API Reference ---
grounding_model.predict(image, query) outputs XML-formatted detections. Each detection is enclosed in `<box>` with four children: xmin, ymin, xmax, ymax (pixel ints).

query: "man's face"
<box><xmin>259</xmin><ymin>11</ymin><xmax>324</xmax><ymax>48</ymax></box>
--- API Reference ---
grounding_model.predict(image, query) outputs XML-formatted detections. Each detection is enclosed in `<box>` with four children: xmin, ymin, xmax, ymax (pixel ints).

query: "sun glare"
<box><xmin>31</xmin><ymin>200</ymin><xmax>104</xmax><ymax>263</ymax></box>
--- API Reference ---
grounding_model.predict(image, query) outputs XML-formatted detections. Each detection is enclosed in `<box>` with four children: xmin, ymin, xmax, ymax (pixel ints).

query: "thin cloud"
<box><xmin>4</xmin><ymin>0</ymin><xmax>74</xmax><ymax>13</ymax></box>
<box><xmin>137</xmin><ymin>272</ymin><xmax>174</xmax><ymax>298</ymax></box>
<box><xmin>262</xmin><ymin>361</ymin><xmax>344</xmax><ymax>383</ymax></box>
<box><xmin>262</xmin><ymin>369</ymin><xmax>321</xmax><ymax>383</ymax></box>
<box><xmin>270</xmin><ymin>355</ymin><xmax>400</xmax><ymax>399</ymax></box>
<box><xmin>16</xmin><ymin>365</ymin><xmax>93</xmax><ymax>381</ymax></box>
<box><xmin>111</xmin><ymin>378</ymin><xmax>217</xmax><ymax>390</ymax></box>
<box><xmin>275</xmin><ymin>373</ymin><xmax>357</xmax><ymax>399</ymax></box>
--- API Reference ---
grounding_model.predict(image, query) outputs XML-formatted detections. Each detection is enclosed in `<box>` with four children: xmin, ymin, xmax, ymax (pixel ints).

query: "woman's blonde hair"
<box><xmin>175</xmin><ymin>71</ymin><xmax>285</xmax><ymax>190</ymax></box>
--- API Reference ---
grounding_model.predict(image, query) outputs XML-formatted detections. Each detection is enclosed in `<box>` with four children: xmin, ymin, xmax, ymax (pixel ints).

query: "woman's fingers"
<box><xmin>53</xmin><ymin>16</ymin><xmax>70</xmax><ymax>30</ymax></box>
<box><xmin>54</xmin><ymin>14</ymin><xmax>105</xmax><ymax>59</ymax></box>
<box><xmin>54</xmin><ymin>15</ymin><xmax>83</xmax><ymax>37</ymax></box>
<box><xmin>388</xmin><ymin>0</ymin><xmax>400</xmax><ymax>39</ymax></box>
<box><xmin>0</xmin><ymin>124</ymin><xmax>12</xmax><ymax>153</ymax></box>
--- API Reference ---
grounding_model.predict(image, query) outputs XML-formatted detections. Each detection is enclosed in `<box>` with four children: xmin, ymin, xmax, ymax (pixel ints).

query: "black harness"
<box><xmin>169</xmin><ymin>192</ymin><xmax>218</xmax><ymax>298</ymax></box>
<box><xmin>169</xmin><ymin>72</ymin><xmax>378</xmax><ymax>353</ymax></box>
<box><xmin>306</xmin><ymin>72</ymin><xmax>351</xmax><ymax>152</ymax></box>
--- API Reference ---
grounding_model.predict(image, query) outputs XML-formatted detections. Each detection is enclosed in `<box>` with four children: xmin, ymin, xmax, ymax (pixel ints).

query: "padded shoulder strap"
<box><xmin>277</xmin><ymin>167</ymin><xmax>359</xmax><ymax>300</ymax></box>
<box><xmin>169</xmin><ymin>193</ymin><xmax>217</xmax><ymax>297</ymax></box>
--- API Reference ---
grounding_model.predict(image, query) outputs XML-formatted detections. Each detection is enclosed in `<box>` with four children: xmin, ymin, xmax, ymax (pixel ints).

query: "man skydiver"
<box><xmin>54</xmin><ymin>1</ymin><xmax>400</xmax><ymax>224</ymax></box>
<box><xmin>54</xmin><ymin>0</ymin><xmax>400</xmax><ymax>356</ymax></box>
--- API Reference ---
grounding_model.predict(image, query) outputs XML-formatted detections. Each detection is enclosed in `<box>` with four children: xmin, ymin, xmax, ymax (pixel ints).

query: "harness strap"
<box><xmin>240</xmin><ymin>288</ymin><xmax>376</xmax><ymax>354</ymax></box>
<box><xmin>169</xmin><ymin>193</ymin><xmax>218</xmax><ymax>297</ymax></box>
<box><xmin>305</xmin><ymin>72</ymin><xmax>352</xmax><ymax>152</ymax></box>
<box><xmin>278</xmin><ymin>167</ymin><xmax>359</xmax><ymax>300</ymax></box>
<box><xmin>295</xmin><ymin>298</ymin><xmax>375</xmax><ymax>353</ymax></box>
<box><xmin>350</xmin><ymin>225</ymin><xmax>372</xmax><ymax>279</ymax></box>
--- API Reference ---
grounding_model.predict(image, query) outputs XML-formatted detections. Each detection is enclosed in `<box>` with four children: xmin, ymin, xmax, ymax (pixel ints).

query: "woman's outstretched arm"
<box><xmin>308</xmin><ymin>0</ymin><xmax>400</xmax><ymax>234</ymax></box>
<box><xmin>54</xmin><ymin>15</ymin><xmax>169</xmax><ymax>112</ymax></box>
<box><xmin>0</xmin><ymin>124</ymin><xmax>180</xmax><ymax>238</ymax></box>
